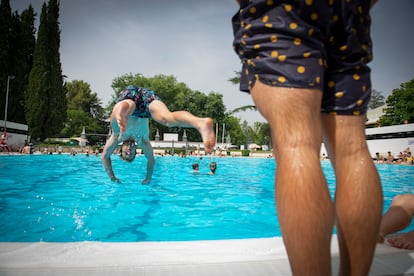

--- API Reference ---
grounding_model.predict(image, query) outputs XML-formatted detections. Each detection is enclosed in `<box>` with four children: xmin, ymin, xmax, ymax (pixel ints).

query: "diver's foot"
<box><xmin>200</xmin><ymin>118</ymin><xmax>215</xmax><ymax>154</ymax></box>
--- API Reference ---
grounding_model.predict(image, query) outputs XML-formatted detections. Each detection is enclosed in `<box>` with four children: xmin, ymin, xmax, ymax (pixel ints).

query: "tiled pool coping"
<box><xmin>0</xmin><ymin>236</ymin><xmax>413</xmax><ymax>275</ymax></box>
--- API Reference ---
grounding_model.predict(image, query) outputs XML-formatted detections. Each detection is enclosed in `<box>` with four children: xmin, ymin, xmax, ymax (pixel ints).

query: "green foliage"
<box><xmin>241</xmin><ymin>120</ymin><xmax>253</xmax><ymax>145</ymax></box>
<box><xmin>44</xmin><ymin>0</ymin><xmax>66</xmax><ymax>137</ymax></box>
<box><xmin>26</xmin><ymin>3</ymin><xmax>49</xmax><ymax>140</ymax></box>
<box><xmin>379</xmin><ymin>79</ymin><xmax>414</xmax><ymax>126</ymax></box>
<box><xmin>66</xmin><ymin>80</ymin><xmax>103</xmax><ymax>117</ymax></box>
<box><xmin>234</xmin><ymin>120</ymin><xmax>271</xmax><ymax>148</ymax></box>
<box><xmin>230</xmin><ymin>105</ymin><xmax>257</xmax><ymax>114</ymax></box>
<box><xmin>0</xmin><ymin>2</ymin><xmax>36</xmax><ymax>125</ymax></box>
<box><xmin>253</xmin><ymin>121</ymin><xmax>271</xmax><ymax>147</ymax></box>
<box><xmin>203</xmin><ymin>93</ymin><xmax>226</xmax><ymax>122</ymax></box>
<box><xmin>0</xmin><ymin>0</ymin><xmax>14</xmax><ymax>123</ymax></box>
<box><xmin>61</xmin><ymin>80</ymin><xmax>106</xmax><ymax>144</ymax></box>
<box><xmin>60</xmin><ymin>109</ymin><xmax>101</xmax><ymax>137</ymax></box>
<box><xmin>241</xmin><ymin>149</ymin><xmax>250</xmax><ymax>156</ymax></box>
<box><xmin>25</xmin><ymin>0</ymin><xmax>66</xmax><ymax>141</ymax></box>
<box><xmin>11</xmin><ymin>7</ymin><xmax>36</xmax><ymax>124</ymax></box>
<box><xmin>228</xmin><ymin>71</ymin><xmax>241</xmax><ymax>85</ymax></box>
<box><xmin>223</xmin><ymin>115</ymin><xmax>244</xmax><ymax>146</ymax></box>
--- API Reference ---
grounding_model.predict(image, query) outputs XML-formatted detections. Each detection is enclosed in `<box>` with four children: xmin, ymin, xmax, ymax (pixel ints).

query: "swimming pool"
<box><xmin>0</xmin><ymin>154</ymin><xmax>413</xmax><ymax>242</ymax></box>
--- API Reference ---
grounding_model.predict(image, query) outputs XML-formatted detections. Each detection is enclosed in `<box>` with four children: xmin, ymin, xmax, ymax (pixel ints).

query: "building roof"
<box><xmin>366</xmin><ymin>104</ymin><xmax>387</xmax><ymax>125</ymax></box>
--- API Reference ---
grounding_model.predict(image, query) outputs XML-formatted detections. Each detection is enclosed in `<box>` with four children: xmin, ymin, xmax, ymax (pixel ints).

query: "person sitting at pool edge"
<box><xmin>378</xmin><ymin>194</ymin><xmax>414</xmax><ymax>249</ymax></box>
<box><xmin>102</xmin><ymin>85</ymin><xmax>215</xmax><ymax>184</ymax></box>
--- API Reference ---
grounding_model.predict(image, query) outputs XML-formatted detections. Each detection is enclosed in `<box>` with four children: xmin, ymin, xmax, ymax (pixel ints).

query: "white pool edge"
<box><xmin>1</xmin><ymin>236</ymin><xmax>413</xmax><ymax>275</ymax></box>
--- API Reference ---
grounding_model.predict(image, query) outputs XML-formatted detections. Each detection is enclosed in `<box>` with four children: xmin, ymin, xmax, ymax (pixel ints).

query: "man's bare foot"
<box><xmin>378</xmin><ymin>233</ymin><xmax>385</xmax><ymax>243</ymax></box>
<box><xmin>116</xmin><ymin>112</ymin><xmax>127</xmax><ymax>133</ymax></box>
<box><xmin>200</xmin><ymin>118</ymin><xmax>215</xmax><ymax>153</ymax></box>
<box><xmin>387</xmin><ymin>230</ymin><xmax>414</xmax><ymax>250</ymax></box>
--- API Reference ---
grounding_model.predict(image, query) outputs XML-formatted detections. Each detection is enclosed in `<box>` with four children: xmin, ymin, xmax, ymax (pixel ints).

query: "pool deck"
<box><xmin>0</xmin><ymin>236</ymin><xmax>413</xmax><ymax>276</ymax></box>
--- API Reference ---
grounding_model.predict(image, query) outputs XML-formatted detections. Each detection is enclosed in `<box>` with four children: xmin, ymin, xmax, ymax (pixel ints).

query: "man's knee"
<box><xmin>154</xmin><ymin>112</ymin><xmax>174</xmax><ymax>127</ymax></box>
<box><xmin>393</xmin><ymin>194</ymin><xmax>414</xmax><ymax>213</ymax></box>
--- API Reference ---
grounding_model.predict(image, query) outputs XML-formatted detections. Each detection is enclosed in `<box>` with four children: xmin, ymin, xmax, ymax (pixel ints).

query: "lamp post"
<box><xmin>4</xmin><ymin>75</ymin><xmax>15</xmax><ymax>131</ymax></box>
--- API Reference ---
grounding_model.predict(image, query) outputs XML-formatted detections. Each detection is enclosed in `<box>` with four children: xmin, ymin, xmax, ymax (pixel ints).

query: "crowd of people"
<box><xmin>375</xmin><ymin>148</ymin><xmax>413</xmax><ymax>165</ymax></box>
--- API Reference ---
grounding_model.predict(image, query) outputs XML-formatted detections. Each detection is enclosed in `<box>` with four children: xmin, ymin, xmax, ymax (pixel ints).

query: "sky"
<box><xmin>10</xmin><ymin>0</ymin><xmax>414</xmax><ymax>124</ymax></box>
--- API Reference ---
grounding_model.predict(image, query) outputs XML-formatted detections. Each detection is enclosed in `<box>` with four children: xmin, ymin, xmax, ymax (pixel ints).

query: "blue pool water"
<box><xmin>0</xmin><ymin>154</ymin><xmax>413</xmax><ymax>242</ymax></box>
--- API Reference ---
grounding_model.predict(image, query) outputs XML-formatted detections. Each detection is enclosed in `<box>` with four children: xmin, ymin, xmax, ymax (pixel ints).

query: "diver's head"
<box><xmin>120</xmin><ymin>139</ymin><xmax>137</xmax><ymax>162</ymax></box>
<box><xmin>209</xmin><ymin>162</ymin><xmax>217</xmax><ymax>173</ymax></box>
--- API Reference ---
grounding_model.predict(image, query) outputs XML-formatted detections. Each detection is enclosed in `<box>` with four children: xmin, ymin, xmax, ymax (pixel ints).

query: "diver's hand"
<box><xmin>141</xmin><ymin>178</ymin><xmax>151</xmax><ymax>185</ymax></box>
<box><xmin>111</xmin><ymin>176</ymin><xmax>121</xmax><ymax>183</ymax></box>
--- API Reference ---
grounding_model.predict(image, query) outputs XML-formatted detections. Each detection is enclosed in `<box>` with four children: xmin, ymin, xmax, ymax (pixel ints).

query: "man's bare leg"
<box><xmin>149</xmin><ymin>100</ymin><xmax>215</xmax><ymax>153</ymax></box>
<box><xmin>251</xmin><ymin>81</ymin><xmax>334</xmax><ymax>275</ymax></box>
<box><xmin>322</xmin><ymin>115</ymin><xmax>383</xmax><ymax>276</ymax></box>
<box><xmin>379</xmin><ymin>194</ymin><xmax>414</xmax><ymax>242</ymax></box>
<box><xmin>379</xmin><ymin>194</ymin><xmax>414</xmax><ymax>247</ymax></box>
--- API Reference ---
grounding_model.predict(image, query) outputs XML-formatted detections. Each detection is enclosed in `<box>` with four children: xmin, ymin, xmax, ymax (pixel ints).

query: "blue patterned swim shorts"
<box><xmin>232</xmin><ymin>0</ymin><xmax>373</xmax><ymax>115</ymax></box>
<box><xmin>116</xmin><ymin>85</ymin><xmax>161</xmax><ymax>118</ymax></box>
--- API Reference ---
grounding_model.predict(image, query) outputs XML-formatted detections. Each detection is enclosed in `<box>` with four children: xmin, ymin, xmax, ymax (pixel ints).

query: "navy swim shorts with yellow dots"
<box><xmin>116</xmin><ymin>85</ymin><xmax>161</xmax><ymax>118</ymax></box>
<box><xmin>232</xmin><ymin>0</ymin><xmax>373</xmax><ymax>115</ymax></box>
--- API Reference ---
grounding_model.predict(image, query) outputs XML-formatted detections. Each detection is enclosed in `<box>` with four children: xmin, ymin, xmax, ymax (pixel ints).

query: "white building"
<box><xmin>320</xmin><ymin>123</ymin><xmax>414</xmax><ymax>159</ymax></box>
<box><xmin>365</xmin><ymin>123</ymin><xmax>414</xmax><ymax>157</ymax></box>
<box><xmin>0</xmin><ymin>120</ymin><xmax>29</xmax><ymax>148</ymax></box>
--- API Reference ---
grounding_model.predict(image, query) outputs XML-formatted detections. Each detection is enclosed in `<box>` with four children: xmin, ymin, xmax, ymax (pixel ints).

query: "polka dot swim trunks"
<box><xmin>116</xmin><ymin>85</ymin><xmax>162</xmax><ymax>118</ymax></box>
<box><xmin>232</xmin><ymin>0</ymin><xmax>373</xmax><ymax>115</ymax></box>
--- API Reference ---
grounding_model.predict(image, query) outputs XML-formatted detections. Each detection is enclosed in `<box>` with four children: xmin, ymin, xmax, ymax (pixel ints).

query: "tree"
<box><xmin>25</xmin><ymin>3</ymin><xmax>49</xmax><ymax>140</ymax></box>
<box><xmin>0</xmin><ymin>0</ymin><xmax>13</xmax><ymax>122</ymax></box>
<box><xmin>7</xmin><ymin>7</ymin><xmax>36</xmax><ymax>124</ymax></box>
<box><xmin>60</xmin><ymin>80</ymin><xmax>106</xmax><ymax>144</ymax></box>
<box><xmin>223</xmin><ymin>115</ymin><xmax>244</xmax><ymax>146</ymax></box>
<box><xmin>369</xmin><ymin>89</ymin><xmax>385</xmax><ymax>109</ymax></box>
<box><xmin>44</xmin><ymin>0</ymin><xmax>66</xmax><ymax>136</ymax></box>
<box><xmin>26</xmin><ymin>0</ymin><xmax>66</xmax><ymax>140</ymax></box>
<box><xmin>239</xmin><ymin>120</ymin><xmax>252</xmax><ymax>146</ymax></box>
<box><xmin>0</xmin><ymin>1</ymin><xmax>36</xmax><ymax>125</ymax></box>
<box><xmin>378</xmin><ymin>79</ymin><xmax>414</xmax><ymax>126</ymax></box>
<box><xmin>253</xmin><ymin>121</ymin><xmax>271</xmax><ymax>147</ymax></box>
